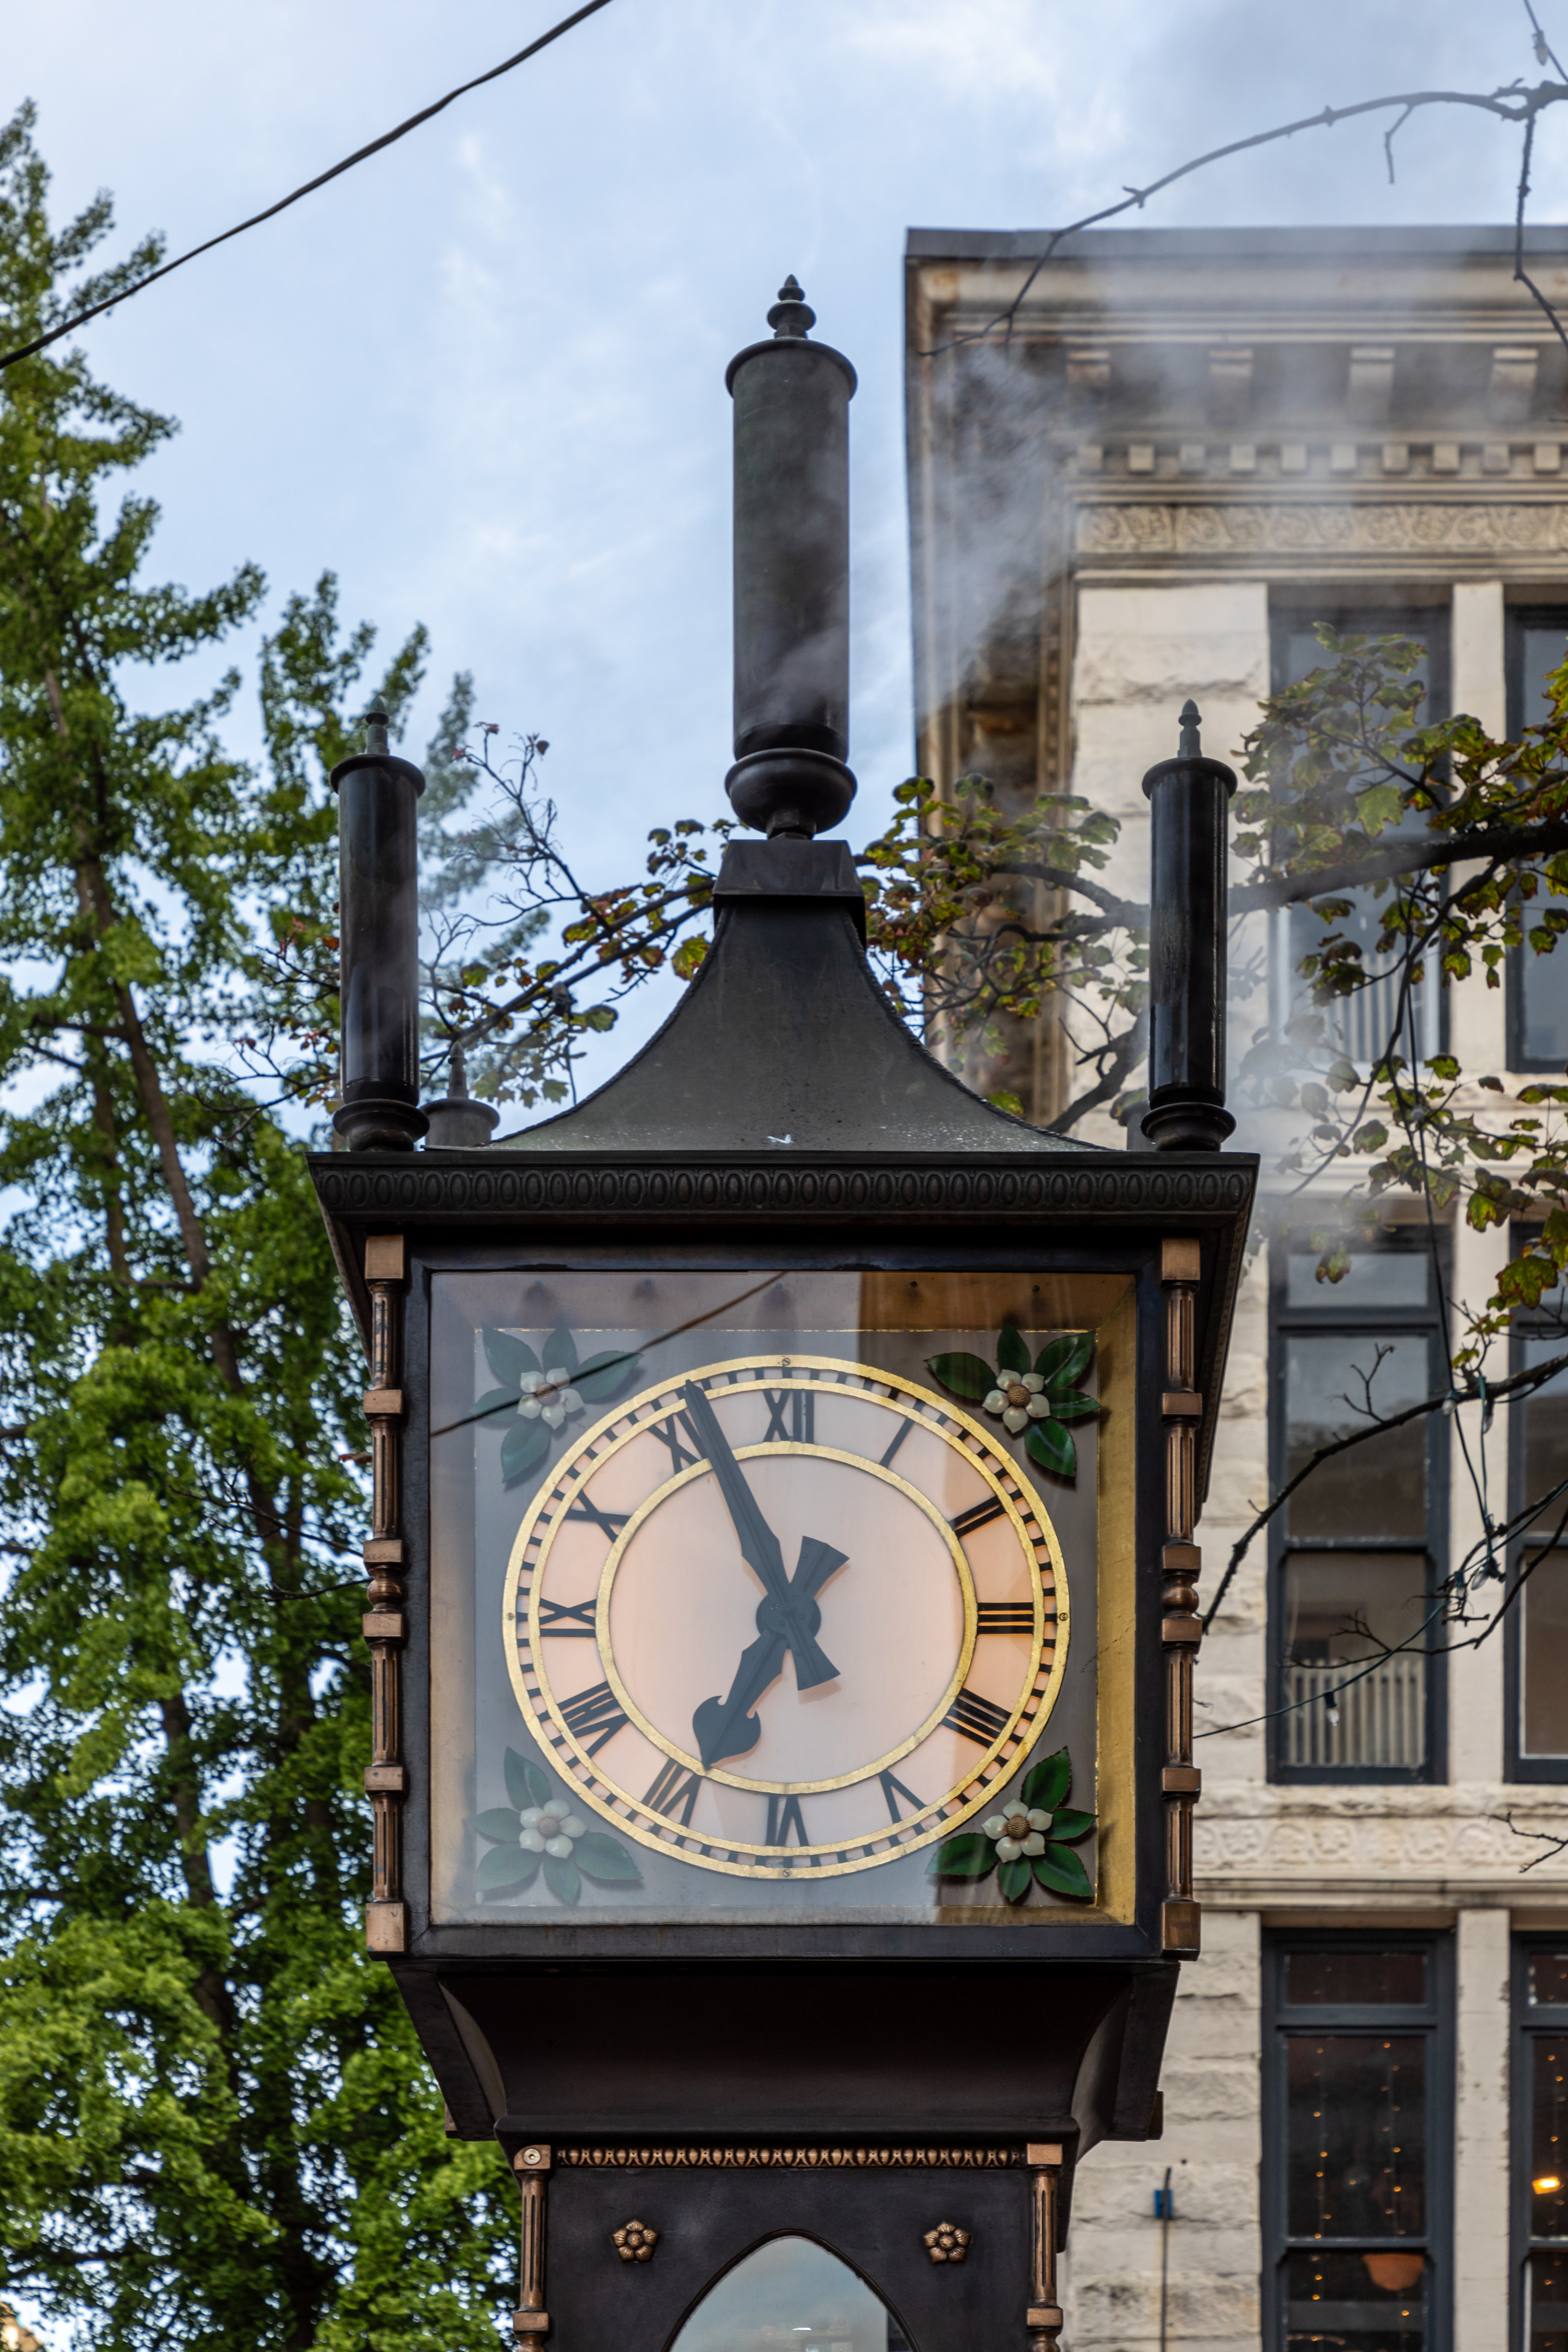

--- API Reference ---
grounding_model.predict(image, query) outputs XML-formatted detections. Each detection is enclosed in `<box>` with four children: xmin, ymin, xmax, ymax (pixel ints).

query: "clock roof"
<box><xmin>490</xmin><ymin>838</ymin><xmax>1094</xmax><ymax>1158</ymax></box>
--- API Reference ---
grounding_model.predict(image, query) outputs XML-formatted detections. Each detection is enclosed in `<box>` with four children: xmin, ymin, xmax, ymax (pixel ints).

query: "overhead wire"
<box><xmin>0</xmin><ymin>0</ymin><xmax>617</xmax><ymax>375</ymax></box>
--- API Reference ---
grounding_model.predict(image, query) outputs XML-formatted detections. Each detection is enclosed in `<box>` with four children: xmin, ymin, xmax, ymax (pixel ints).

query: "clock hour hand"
<box><xmin>692</xmin><ymin>1532</ymin><xmax>850</xmax><ymax>1770</ymax></box>
<box><xmin>692</xmin><ymin>1627</ymin><xmax>785</xmax><ymax>1770</ymax></box>
<box><xmin>680</xmin><ymin>1380</ymin><xmax>840</xmax><ymax>1688</ymax></box>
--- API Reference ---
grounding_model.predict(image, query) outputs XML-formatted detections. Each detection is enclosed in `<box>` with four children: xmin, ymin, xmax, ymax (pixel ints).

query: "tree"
<box><xmin>0</xmin><ymin>106</ymin><xmax>512</xmax><ymax>2348</ymax></box>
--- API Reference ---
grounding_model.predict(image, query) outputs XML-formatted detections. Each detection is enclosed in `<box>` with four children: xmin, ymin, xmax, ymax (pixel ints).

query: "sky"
<box><xmin>7</xmin><ymin>0</ymin><xmax>1563</xmax><ymax>1089</ymax></box>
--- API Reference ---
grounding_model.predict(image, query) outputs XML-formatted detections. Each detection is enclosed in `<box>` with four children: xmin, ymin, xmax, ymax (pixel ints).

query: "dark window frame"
<box><xmin>1504</xmin><ymin>1233</ymin><xmax>1568</xmax><ymax>1783</ymax></box>
<box><xmin>1267</xmin><ymin>1227</ymin><xmax>1450</xmax><ymax>1786</ymax></box>
<box><xmin>1511</xmin><ymin>1935</ymin><xmax>1568</xmax><ymax>2352</ymax></box>
<box><xmin>1268</xmin><ymin>602</ymin><xmax>1451</xmax><ymax>1071</ymax></box>
<box><xmin>1504</xmin><ymin>606</ymin><xmax>1568</xmax><ymax>1074</ymax></box>
<box><xmin>1262</xmin><ymin>1928</ymin><xmax>1455</xmax><ymax>2352</ymax></box>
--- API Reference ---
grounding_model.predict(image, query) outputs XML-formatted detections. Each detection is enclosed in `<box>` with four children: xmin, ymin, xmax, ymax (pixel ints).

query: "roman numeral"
<box><xmin>950</xmin><ymin>1496</ymin><xmax>1006</xmax><ymax>1539</ymax></box>
<box><xmin>647</xmin><ymin>1411</ymin><xmax>701</xmax><ymax>1472</ymax></box>
<box><xmin>564</xmin><ymin>1495</ymin><xmax>629</xmax><ymax>1539</ymax></box>
<box><xmin>538</xmin><ymin>1598</ymin><xmax>597</xmax><ymax>1639</ymax></box>
<box><xmin>977</xmin><ymin>1601</ymin><xmax>1034</xmax><ymax>1635</ymax></box>
<box><xmin>766</xmin><ymin>1793</ymin><xmax>809</xmax><ymax>1847</ymax></box>
<box><xmin>762</xmin><ymin>1387</ymin><xmax>815</xmax><ymax>1443</ymax></box>
<box><xmin>644</xmin><ymin>1758</ymin><xmax>704</xmax><ymax>1825</ymax></box>
<box><xmin>943</xmin><ymin>1686</ymin><xmax>1011</xmax><ymax>1748</ymax></box>
<box><xmin>878</xmin><ymin>1418</ymin><xmax>913</xmax><ymax>1468</ymax></box>
<box><xmin>559</xmin><ymin>1681</ymin><xmax>629</xmax><ymax>1755</ymax></box>
<box><xmin>878</xmin><ymin>1768</ymin><xmax>922</xmax><ymax>1823</ymax></box>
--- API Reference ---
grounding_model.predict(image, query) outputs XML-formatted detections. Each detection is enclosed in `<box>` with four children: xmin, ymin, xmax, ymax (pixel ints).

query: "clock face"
<box><xmin>503</xmin><ymin>1354</ymin><xmax>1068</xmax><ymax>1879</ymax></box>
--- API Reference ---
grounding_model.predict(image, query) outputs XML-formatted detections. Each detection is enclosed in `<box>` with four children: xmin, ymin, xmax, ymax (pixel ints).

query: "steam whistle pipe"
<box><xmin>1140</xmin><ymin>700</ymin><xmax>1237</xmax><ymax>1152</ymax></box>
<box><xmin>331</xmin><ymin>704</ymin><xmax>429</xmax><ymax>1152</ymax></box>
<box><xmin>725</xmin><ymin>276</ymin><xmax>858</xmax><ymax>838</ymax></box>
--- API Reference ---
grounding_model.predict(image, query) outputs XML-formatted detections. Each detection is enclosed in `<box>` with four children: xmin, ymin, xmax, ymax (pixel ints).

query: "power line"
<box><xmin>0</xmin><ymin>0</ymin><xmax>617</xmax><ymax>376</ymax></box>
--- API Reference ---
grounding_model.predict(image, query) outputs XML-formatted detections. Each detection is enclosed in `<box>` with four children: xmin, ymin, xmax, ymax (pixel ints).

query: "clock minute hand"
<box><xmin>680</xmin><ymin>1380</ymin><xmax>840</xmax><ymax>1688</ymax></box>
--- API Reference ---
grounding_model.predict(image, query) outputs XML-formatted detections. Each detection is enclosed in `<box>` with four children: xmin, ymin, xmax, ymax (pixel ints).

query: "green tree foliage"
<box><xmin>0</xmin><ymin>106</ymin><xmax>512</xmax><ymax>2347</ymax></box>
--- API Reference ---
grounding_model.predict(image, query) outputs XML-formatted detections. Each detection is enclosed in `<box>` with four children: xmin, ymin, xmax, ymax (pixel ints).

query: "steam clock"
<box><xmin>310</xmin><ymin>278</ymin><xmax>1254</xmax><ymax>2352</ymax></box>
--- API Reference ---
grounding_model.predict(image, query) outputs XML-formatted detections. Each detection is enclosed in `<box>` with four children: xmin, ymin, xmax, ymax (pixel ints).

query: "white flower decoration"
<box><xmin>983</xmin><ymin>1804</ymin><xmax>1051</xmax><ymax>1863</ymax></box>
<box><xmin>983</xmin><ymin>1372</ymin><xmax>1051</xmax><ymax>1436</ymax></box>
<box><xmin>516</xmin><ymin>1365</ymin><xmax>584</xmax><ymax>1429</ymax></box>
<box><xmin>518</xmin><ymin>1800</ymin><xmax>588</xmax><ymax>1858</ymax></box>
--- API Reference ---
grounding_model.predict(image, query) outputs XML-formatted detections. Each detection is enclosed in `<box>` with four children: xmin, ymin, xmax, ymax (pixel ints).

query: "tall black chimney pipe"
<box><xmin>725</xmin><ymin>277</ymin><xmax>858</xmax><ymax>839</ymax></box>
<box><xmin>1140</xmin><ymin>699</ymin><xmax>1237</xmax><ymax>1152</ymax></box>
<box><xmin>331</xmin><ymin>704</ymin><xmax>429</xmax><ymax>1152</ymax></box>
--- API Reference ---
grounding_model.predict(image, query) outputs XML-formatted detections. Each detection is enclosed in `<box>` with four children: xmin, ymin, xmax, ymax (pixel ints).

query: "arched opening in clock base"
<box><xmin>666</xmin><ymin>2233</ymin><xmax>913</xmax><ymax>2352</ymax></box>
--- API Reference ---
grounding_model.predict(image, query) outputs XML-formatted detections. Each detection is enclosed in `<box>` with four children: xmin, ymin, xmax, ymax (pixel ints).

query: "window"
<box><xmin>1505</xmin><ymin>609</ymin><xmax>1568</xmax><ymax>1074</ymax></box>
<box><xmin>1270</xmin><ymin>1232</ymin><xmax>1447</xmax><ymax>1781</ymax></box>
<box><xmin>1514</xmin><ymin>1942</ymin><xmax>1568</xmax><ymax>2352</ymax></box>
<box><xmin>668</xmin><ymin>2237</ymin><xmax>909</xmax><ymax>2352</ymax></box>
<box><xmin>1265</xmin><ymin>1934</ymin><xmax>1453</xmax><ymax>2352</ymax></box>
<box><xmin>1506</xmin><ymin>1258</ymin><xmax>1568</xmax><ymax>1781</ymax></box>
<box><xmin>1270</xmin><ymin>605</ymin><xmax>1449</xmax><ymax>1071</ymax></box>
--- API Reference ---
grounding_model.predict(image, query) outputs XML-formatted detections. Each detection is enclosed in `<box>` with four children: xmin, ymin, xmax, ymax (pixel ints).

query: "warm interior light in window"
<box><xmin>1535</xmin><ymin>2175</ymin><xmax>1562</xmax><ymax>2193</ymax></box>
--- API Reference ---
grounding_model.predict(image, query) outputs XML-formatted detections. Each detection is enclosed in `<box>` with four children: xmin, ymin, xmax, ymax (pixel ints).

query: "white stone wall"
<box><xmin>1065</xmin><ymin>1913</ymin><xmax>1263</xmax><ymax>2352</ymax></box>
<box><xmin>1059</xmin><ymin>574</ymin><xmax>1568</xmax><ymax>2349</ymax></box>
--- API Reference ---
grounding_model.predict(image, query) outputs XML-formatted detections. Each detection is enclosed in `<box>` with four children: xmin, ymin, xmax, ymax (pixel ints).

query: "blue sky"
<box><xmin>8</xmin><ymin>0</ymin><xmax>1559</xmax><ymax>1084</ymax></box>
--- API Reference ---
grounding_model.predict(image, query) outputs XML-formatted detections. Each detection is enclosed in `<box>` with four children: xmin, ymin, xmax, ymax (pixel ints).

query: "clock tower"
<box><xmin>311</xmin><ymin>278</ymin><xmax>1254</xmax><ymax>2352</ymax></box>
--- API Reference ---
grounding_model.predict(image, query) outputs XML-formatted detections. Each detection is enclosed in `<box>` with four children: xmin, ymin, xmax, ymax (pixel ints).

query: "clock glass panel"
<box><xmin>427</xmin><ymin>1270</ymin><xmax>1130</xmax><ymax>1923</ymax></box>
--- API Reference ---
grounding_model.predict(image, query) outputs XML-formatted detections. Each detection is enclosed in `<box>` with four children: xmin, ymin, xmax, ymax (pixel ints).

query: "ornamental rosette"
<box><xmin>925</xmin><ymin>1322</ymin><xmax>1100</xmax><ymax>1480</ymax></box>
<box><xmin>473</xmin><ymin>1321</ymin><xmax>643</xmax><ymax>1486</ymax></box>
<box><xmin>473</xmin><ymin>1749</ymin><xmax>643</xmax><ymax>1905</ymax></box>
<box><xmin>927</xmin><ymin>1746</ymin><xmax>1095</xmax><ymax>1906</ymax></box>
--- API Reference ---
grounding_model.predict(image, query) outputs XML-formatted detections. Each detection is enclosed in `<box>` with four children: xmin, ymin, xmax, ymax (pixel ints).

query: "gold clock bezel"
<box><xmin>501</xmin><ymin>1354</ymin><xmax>1070</xmax><ymax>1880</ymax></box>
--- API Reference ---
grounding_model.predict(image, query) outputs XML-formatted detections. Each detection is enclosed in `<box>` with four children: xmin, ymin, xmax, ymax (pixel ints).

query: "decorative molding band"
<box><xmin>312</xmin><ymin>1157</ymin><xmax>1254</xmax><ymax>1224</ymax></box>
<box><xmin>556</xmin><ymin>2145</ymin><xmax>1024</xmax><ymax>2171</ymax></box>
<box><xmin>1076</xmin><ymin>498</ymin><xmax>1568</xmax><ymax>559</ymax></box>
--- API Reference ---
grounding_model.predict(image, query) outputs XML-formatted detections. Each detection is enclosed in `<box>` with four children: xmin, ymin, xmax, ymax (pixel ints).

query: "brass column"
<box><xmin>513</xmin><ymin>2143</ymin><xmax>552</xmax><ymax>2340</ymax></box>
<box><xmin>1026</xmin><ymin>2139</ymin><xmax>1063</xmax><ymax>2350</ymax></box>
<box><xmin>363</xmin><ymin>1231</ymin><xmax>409</xmax><ymax>1954</ymax></box>
<box><xmin>1159</xmin><ymin>1235</ymin><xmax>1203</xmax><ymax>1957</ymax></box>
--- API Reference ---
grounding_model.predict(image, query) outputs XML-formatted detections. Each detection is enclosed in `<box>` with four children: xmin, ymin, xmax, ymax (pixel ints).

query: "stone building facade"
<box><xmin>904</xmin><ymin>227</ymin><xmax>1568</xmax><ymax>2352</ymax></box>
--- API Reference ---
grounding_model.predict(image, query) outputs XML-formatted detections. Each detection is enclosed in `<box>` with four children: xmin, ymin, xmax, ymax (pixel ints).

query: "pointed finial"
<box><xmin>1177</xmin><ymin>698</ymin><xmax>1202</xmax><ymax>758</ymax></box>
<box><xmin>448</xmin><ymin>1037</ymin><xmax>469</xmax><ymax>1102</ymax></box>
<box><xmin>767</xmin><ymin>274</ymin><xmax>816</xmax><ymax>340</ymax></box>
<box><xmin>365</xmin><ymin>701</ymin><xmax>390</xmax><ymax>757</ymax></box>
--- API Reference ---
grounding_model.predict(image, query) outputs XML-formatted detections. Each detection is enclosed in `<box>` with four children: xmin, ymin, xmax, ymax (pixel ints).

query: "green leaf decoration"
<box><xmin>1048</xmin><ymin>1807</ymin><xmax>1096</xmax><ymax>1843</ymax></box>
<box><xmin>995</xmin><ymin>1321</ymin><xmax>1030</xmax><ymax>1375</ymax></box>
<box><xmin>1022</xmin><ymin>1747</ymin><xmax>1071</xmax><ymax>1814</ymax></box>
<box><xmin>927</xmin><ymin>1832</ymin><xmax>997</xmax><ymax>1880</ymax></box>
<box><xmin>505</xmin><ymin>1748</ymin><xmax>551</xmax><ymax>1812</ymax></box>
<box><xmin>542</xmin><ymin>1323</ymin><xmax>578</xmax><ymax>1378</ymax></box>
<box><xmin>1034</xmin><ymin>1332</ymin><xmax>1093</xmax><ymax>1388</ymax></box>
<box><xmin>926</xmin><ymin>1352</ymin><xmax>998</xmax><ymax>1403</ymax></box>
<box><xmin>501</xmin><ymin>1417</ymin><xmax>551</xmax><ymax>1487</ymax></box>
<box><xmin>483</xmin><ymin>1327</ymin><xmax>541</xmax><ymax>1387</ymax></box>
<box><xmin>1046</xmin><ymin>1390</ymin><xmax>1100</xmax><ymax>1423</ymax></box>
<box><xmin>1026</xmin><ymin>1419</ymin><xmax>1077</xmax><ymax>1479</ymax></box>
<box><xmin>478</xmin><ymin>1843</ymin><xmax>540</xmax><ymax>1893</ymax></box>
<box><xmin>573</xmin><ymin>1349</ymin><xmax>641</xmax><ymax>1401</ymax></box>
<box><xmin>1031</xmin><ymin>1843</ymin><xmax>1094</xmax><ymax>1901</ymax></box>
<box><xmin>543</xmin><ymin>1853</ymin><xmax>581</xmax><ymax>1906</ymax></box>
<box><xmin>996</xmin><ymin>1856</ymin><xmax>1033</xmax><ymax>1904</ymax></box>
<box><xmin>473</xmin><ymin>1807</ymin><xmax>524</xmax><ymax>1844</ymax></box>
<box><xmin>574</xmin><ymin>1832</ymin><xmax>643</xmax><ymax>1886</ymax></box>
<box><xmin>474</xmin><ymin>1384</ymin><xmax>520</xmax><ymax>1422</ymax></box>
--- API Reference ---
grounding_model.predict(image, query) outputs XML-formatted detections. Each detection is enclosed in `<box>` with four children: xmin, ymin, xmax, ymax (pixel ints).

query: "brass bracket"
<box><xmin>364</xmin><ymin>1899</ymin><xmax>406</xmax><ymax>1954</ymax></box>
<box><xmin>1161</xmin><ymin>1897</ymin><xmax>1202</xmax><ymax>1956</ymax></box>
